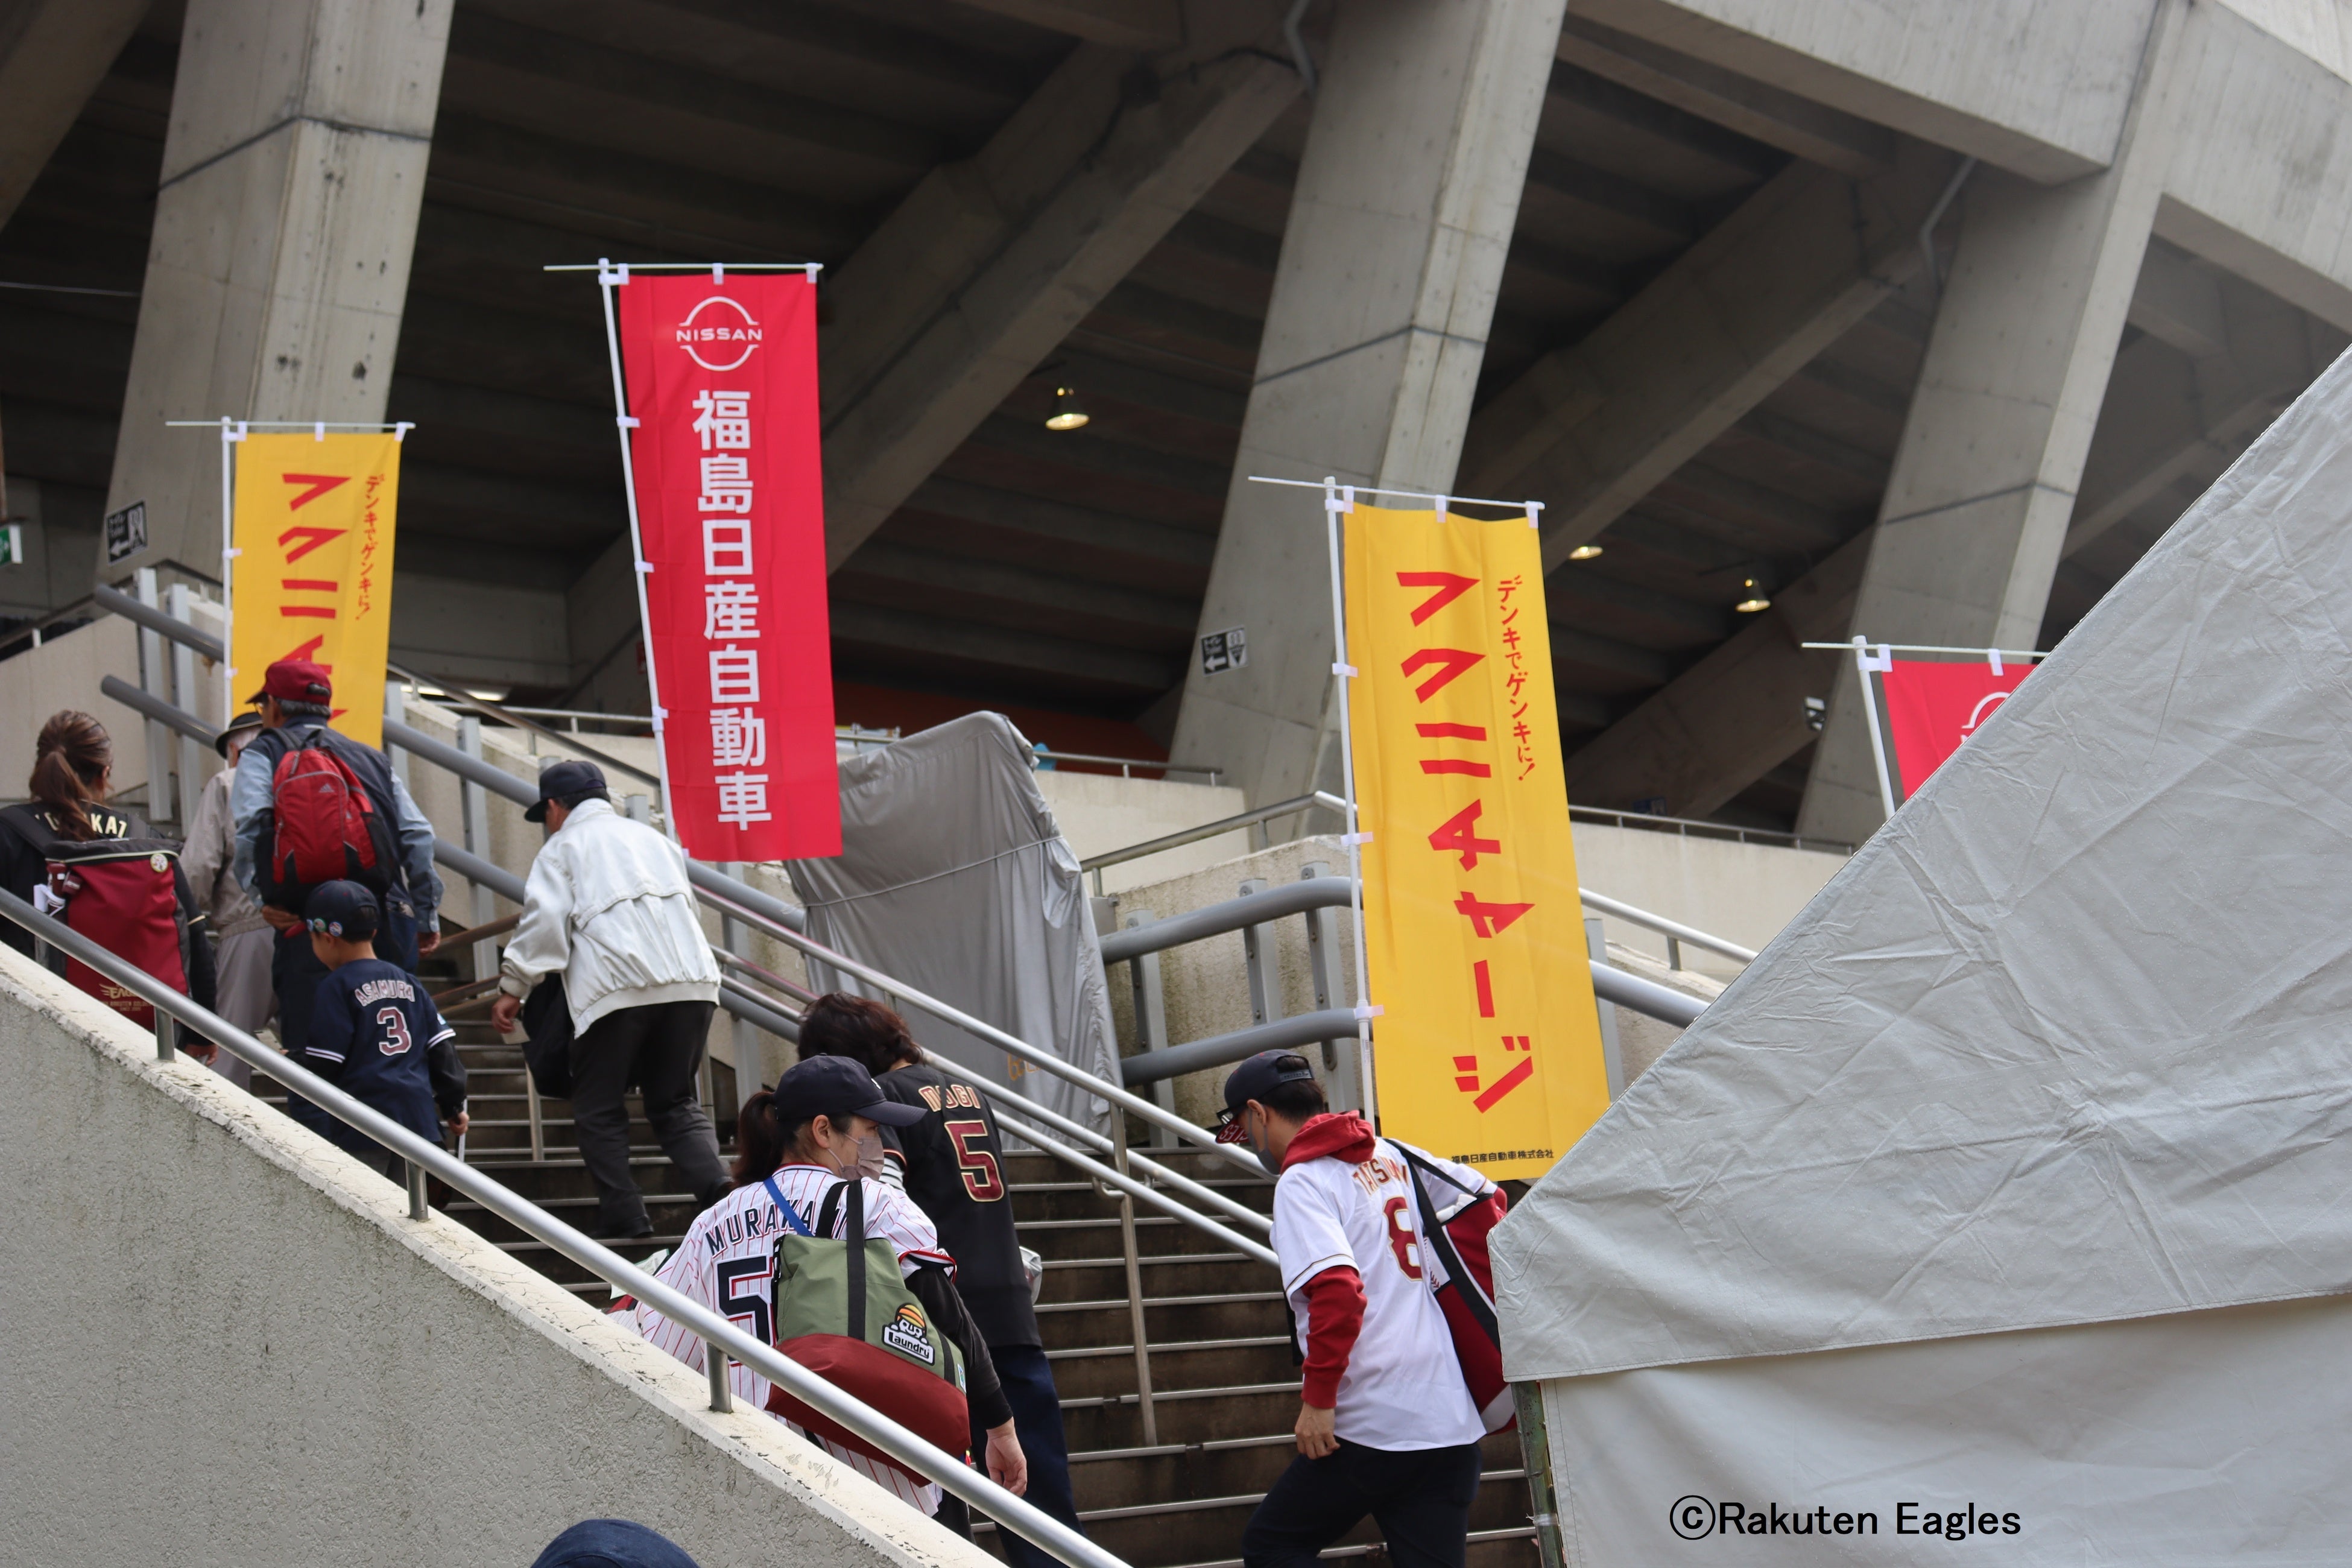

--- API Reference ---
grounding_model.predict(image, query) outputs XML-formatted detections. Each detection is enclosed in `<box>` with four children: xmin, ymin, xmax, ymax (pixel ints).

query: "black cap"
<box><xmin>526</xmin><ymin>758</ymin><xmax>608</xmax><ymax>823</ymax></box>
<box><xmin>305</xmin><ymin>879</ymin><xmax>381</xmax><ymax>941</ymax></box>
<box><xmin>772</xmin><ymin>1055</ymin><xmax>926</xmax><ymax>1130</ymax></box>
<box><xmin>213</xmin><ymin>709</ymin><xmax>265</xmax><ymax>759</ymax></box>
<box><xmin>1214</xmin><ymin>1050</ymin><xmax>1318</xmax><ymax>1143</ymax></box>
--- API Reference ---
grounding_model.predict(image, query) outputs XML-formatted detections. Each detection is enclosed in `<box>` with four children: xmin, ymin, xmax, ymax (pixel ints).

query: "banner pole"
<box><xmin>217</xmin><ymin>419</ymin><xmax>244</xmax><ymax>725</ymax></box>
<box><xmin>593</xmin><ymin>260</ymin><xmax>681</xmax><ymax>842</ymax></box>
<box><xmin>1852</xmin><ymin>636</ymin><xmax>1899</xmax><ymax>821</ymax></box>
<box><xmin>1322</xmin><ymin>477</ymin><xmax>1379</xmax><ymax>1128</ymax></box>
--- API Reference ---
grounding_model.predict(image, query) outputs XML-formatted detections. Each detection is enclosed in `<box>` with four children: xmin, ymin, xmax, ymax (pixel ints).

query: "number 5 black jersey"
<box><xmin>876</xmin><ymin>1060</ymin><xmax>1039</xmax><ymax>1348</ymax></box>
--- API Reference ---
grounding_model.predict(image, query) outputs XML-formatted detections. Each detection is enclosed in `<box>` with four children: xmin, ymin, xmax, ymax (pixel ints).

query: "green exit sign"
<box><xmin>0</xmin><ymin>524</ymin><xmax>23</xmax><ymax>567</ymax></box>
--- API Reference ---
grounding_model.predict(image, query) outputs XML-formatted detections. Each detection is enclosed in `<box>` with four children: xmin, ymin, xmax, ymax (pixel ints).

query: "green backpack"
<box><xmin>760</xmin><ymin>1175</ymin><xmax>970</xmax><ymax>1464</ymax></box>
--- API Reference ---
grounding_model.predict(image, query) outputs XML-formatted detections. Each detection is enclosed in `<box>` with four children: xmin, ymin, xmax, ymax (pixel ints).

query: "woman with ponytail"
<box><xmin>1</xmin><ymin>710</ymin><xmax>218</xmax><ymax>1060</ymax></box>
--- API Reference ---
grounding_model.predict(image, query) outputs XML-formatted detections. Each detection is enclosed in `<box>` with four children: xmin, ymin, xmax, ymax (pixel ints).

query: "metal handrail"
<box><xmin>1029</xmin><ymin>746</ymin><xmax>1221</xmax><ymax>782</ymax></box>
<box><xmin>1577</xmin><ymin>889</ymin><xmax>1758</xmax><ymax>965</ymax></box>
<box><xmin>0</xmin><ymin>889</ymin><xmax>1118</xmax><ymax>1568</ymax></box>
<box><xmin>1100</xmin><ymin>876</ymin><xmax>1355</xmax><ymax>964</ymax></box>
<box><xmin>95</xmin><ymin>580</ymin><xmax>222</xmax><ymax>658</ymax></box>
<box><xmin>1078</xmin><ymin>791</ymin><xmax>1350</xmax><ymax>873</ymax></box>
<box><xmin>1568</xmin><ymin>802</ymin><xmax>1852</xmax><ymax>855</ymax></box>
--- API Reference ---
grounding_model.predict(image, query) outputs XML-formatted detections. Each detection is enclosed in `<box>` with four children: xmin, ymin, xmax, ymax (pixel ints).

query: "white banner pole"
<box><xmin>1851</xmin><ymin>635</ymin><xmax>1899</xmax><ymax>821</ymax></box>
<box><xmin>591</xmin><ymin>259</ymin><xmax>680</xmax><ymax>842</ymax></box>
<box><xmin>1320</xmin><ymin>477</ymin><xmax>1379</xmax><ymax>1127</ymax></box>
<box><xmin>218</xmin><ymin>419</ymin><xmax>244</xmax><ymax>725</ymax></box>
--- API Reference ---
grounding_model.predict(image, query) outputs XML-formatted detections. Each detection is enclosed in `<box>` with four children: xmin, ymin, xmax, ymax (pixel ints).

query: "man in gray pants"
<box><xmin>488</xmin><ymin>760</ymin><xmax>729</xmax><ymax>1238</ymax></box>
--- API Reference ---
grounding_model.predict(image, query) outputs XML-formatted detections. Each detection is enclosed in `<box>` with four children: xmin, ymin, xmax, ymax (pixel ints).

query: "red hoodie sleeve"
<box><xmin>1300</xmin><ymin>1265</ymin><xmax>1366</xmax><ymax>1409</ymax></box>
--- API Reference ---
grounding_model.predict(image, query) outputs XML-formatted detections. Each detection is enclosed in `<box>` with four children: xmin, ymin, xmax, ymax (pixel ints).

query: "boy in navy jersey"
<box><xmin>289</xmin><ymin>880</ymin><xmax>467</xmax><ymax>1175</ymax></box>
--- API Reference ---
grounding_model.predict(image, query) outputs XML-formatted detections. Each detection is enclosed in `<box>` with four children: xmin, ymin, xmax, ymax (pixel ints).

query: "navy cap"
<box><xmin>1214</xmin><ymin>1050</ymin><xmax>1318</xmax><ymax>1143</ymax></box>
<box><xmin>305</xmin><ymin>879</ymin><xmax>381</xmax><ymax>941</ymax></box>
<box><xmin>530</xmin><ymin>1520</ymin><xmax>702</xmax><ymax>1568</ymax></box>
<box><xmin>772</xmin><ymin>1054</ymin><xmax>926</xmax><ymax>1130</ymax></box>
<box><xmin>527</xmin><ymin>758</ymin><xmax>609</xmax><ymax>823</ymax></box>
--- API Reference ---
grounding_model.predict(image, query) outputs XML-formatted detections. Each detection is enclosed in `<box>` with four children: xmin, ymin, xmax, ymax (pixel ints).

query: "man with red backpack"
<box><xmin>230</xmin><ymin>659</ymin><xmax>443</xmax><ymax>1055</ymax></box>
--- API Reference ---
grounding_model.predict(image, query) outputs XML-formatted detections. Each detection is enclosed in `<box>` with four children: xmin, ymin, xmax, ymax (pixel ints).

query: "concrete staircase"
<box><xmin>265</xmin><ymin>1017</ymin><xmax>1538</xmax><ymax>1568</ymax></box>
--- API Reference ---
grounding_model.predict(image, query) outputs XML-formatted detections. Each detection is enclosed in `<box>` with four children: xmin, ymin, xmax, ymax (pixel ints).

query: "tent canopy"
<box><xmin>1497</xmin><ymin>346</ymin><xmax>2352</xmax><ymax>1383</ymax></box>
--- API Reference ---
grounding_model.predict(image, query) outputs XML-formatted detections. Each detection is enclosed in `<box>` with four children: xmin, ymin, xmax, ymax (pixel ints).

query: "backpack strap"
<box><xmin>1393</xmin><ymin>1142</ymin><xmax>1500</xmax><ymax>1347</ymax></box>
<box><xmin>841</xmin><ymin>1181</ymin><xmax>868</xmax><ymax>1342</ymax></box>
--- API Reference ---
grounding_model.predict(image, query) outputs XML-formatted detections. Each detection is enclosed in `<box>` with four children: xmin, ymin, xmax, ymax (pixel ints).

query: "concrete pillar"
<box><xmin>0</xmin><ymin>0</ymin><xmax>146</xmax><ymax>234</ymax></box>
<box><xmin>99</xmin><ymin>0</ymin><xmax>451</xmax><ymax>584</ymax></box>
<box><xmin>1168</xmin><ymin>0</ymin><xmax>1567</xmax><ymax>807</ymax></box>
<box><xmin>1795</xmin><ymin>1</ymin><xmax>2186</xmax><ymax>846</ymax></box>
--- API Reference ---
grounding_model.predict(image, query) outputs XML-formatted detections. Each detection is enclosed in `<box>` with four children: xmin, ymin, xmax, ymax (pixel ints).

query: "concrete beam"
<box><xmin>818</xmin><ymin>1</ymin><xmax>1301</xmax><ymax>570</ymax></box>
<box><xmin>2127</xmin><ymin>237</ymin><xmax>2229</xmax><ymax>358</ymax></box>
<box><xmin>1561</xmin><ymin>531</ymin><xmax>1866</xmax><ymax>817</ymax></box>
<box><xmin>1577</xmin><ymin>0</ymin><xmax>2154</xmax><ymax>183</ymax></box>
<box><xmin>830</xmin><ymin>601</ymin><xmax>1183</xmax><ymax>693</ymax></box>
<box><xmin>1168</xmin><ymin>0</ymin><xmax>1570</xmax><ymax>806</ymax></box>
<box><xmin>1458</xmin><ymin>141</ymin><xmax>1962</xmax><ymax>571</ymax></box>
<box><xmin>1798</xmin><ymin>1</ymin><xmax>2187</xmax><ymax>844</ymax></box>
<box><xmin>835</xmin><ymin>539</ymin><xmax>1200</xmax><ymax>634</ymax></box>
<box><xmin>0</xmin><ymin>0</ymin><xmax>147</xmax><ymax>234</ymax></box>
<box><xmin>950</xmin><ymin>0</ymin><xmax>1184</xmax><ymax>49</ymax></box>
<box><xmin>102</xmin><ymin>0</ymin><xmax>452</xmax><ymax>581</ymax></box>
<box><xmin>1553</xmin><ymin>14</ymin><xmax>1893</xmax><ymax>177</ymax></box>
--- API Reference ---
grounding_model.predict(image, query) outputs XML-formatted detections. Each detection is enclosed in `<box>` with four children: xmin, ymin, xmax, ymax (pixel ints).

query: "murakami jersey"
<box><xmin>1271</xmin><ymin>1138</ymin><xmax>1488</xmax><ymax>1452</ymax></box>
<box><xmin>637</xmin><ymin>1164</ymin><xmax>954</xmax><ymax>1508</ymax></box>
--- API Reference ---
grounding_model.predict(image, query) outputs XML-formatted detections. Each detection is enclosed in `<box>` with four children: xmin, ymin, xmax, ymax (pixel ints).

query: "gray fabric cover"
<box><xmin>787</xmin><ymin>713</ymin><xmax>1119</xmax><ymax>1136</ymax></box>
<box><xmin>1497</xmin><ymin>343</ymin><xmax>2352</xmax><ymax>1383</ymax></box>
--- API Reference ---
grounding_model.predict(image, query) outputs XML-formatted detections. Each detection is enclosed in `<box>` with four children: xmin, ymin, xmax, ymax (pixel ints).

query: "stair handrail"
<box><xmin>101</xmin><ymin>674</ymin><xmax>1279</xmax><ymax>1253</ymax></box>
<box><xmin>1076</xmin><ymin>791</ymin><xmax>1350</xmax><ymax>874</ymax></box>
<box><xmin>0</xmin><ymin>888</ymin><xmax>1122</xmax><ymax>1568</ymax></box>
<box><xmin>1576</xmin><ymin>888</ymin><xmax>1758</xmax><ymax>965</ymax></box>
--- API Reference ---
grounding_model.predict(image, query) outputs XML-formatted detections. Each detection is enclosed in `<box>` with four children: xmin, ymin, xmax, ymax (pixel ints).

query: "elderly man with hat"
<box><xmin>182</xmin><ymin>708</ymin><xmax>270</xmax><ymax>1085</ymax></box>
<box><xmin>490</xmin><ymin>759</ymin><xmax>730</xmax><ymax>1238</ymax></box>
<box><xmin>230</xmin><ymin>658</ymin><xmax>444</xmax><ymax>1057</ymax></box>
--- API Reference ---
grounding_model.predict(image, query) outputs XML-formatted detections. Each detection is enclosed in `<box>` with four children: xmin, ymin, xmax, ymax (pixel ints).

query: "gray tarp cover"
<box><xmin>787</xmin><ymin>713</ymin><xmax>1119</xmax><ymax>1136</ymax></box>
<box><xmin>1497</xmin><ymin>344</ymin><xmax>2352</xmax><ymax>1383</ymax></box>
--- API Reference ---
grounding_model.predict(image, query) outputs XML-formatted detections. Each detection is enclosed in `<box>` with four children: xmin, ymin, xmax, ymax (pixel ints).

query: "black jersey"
<box><xmin>291</xmin><ymin>958</ymin><xmax>461</xmax><ymax>1155</ymax></box>
<box><xmin>876</xmin><ymin>1061</ymin><xmax>1038</xmax><ymax>1348</ymax></box>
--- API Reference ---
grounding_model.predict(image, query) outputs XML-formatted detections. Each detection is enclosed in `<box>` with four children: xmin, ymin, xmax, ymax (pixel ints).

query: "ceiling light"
<box><xmin>1045</xmin><ymin>387</ymin><xmax>1089</xmax><ymax>431</ymax></box>
<box><xmin>1567</xmin><ymin>543</ymin><xmax>1603</xmax><ymax>561</ymax></box>
<box><xmin>1734</xmin><ymin>578</ymin><xmax>1771</xmax><ymax>613</ymax></box>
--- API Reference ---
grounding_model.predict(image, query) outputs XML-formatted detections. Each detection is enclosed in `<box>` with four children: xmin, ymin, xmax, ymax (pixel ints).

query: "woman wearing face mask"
<box><xmin>636</xmin><ymin>1054</ymin><xmax>1027</xmax><ymax>1519</ymax></box>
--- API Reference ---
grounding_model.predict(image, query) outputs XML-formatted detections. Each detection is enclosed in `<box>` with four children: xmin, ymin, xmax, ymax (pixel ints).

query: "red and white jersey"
<box><xmin>1272</xmin><ymin>1136</ymin><xmax>1488</xmax><ymax>1452</ymax></box>
<box><xmin>637</xmin><ymin>1164</ymin><xmax>956</xmax><ymax>1510</ymax></box>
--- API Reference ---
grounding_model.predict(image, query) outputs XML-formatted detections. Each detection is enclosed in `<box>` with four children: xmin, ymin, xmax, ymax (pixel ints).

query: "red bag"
<box><xmin>765</xmin><ymin>1333</ymin><xmax>974</xmax><ymax>1466</ymax></box>
<box><xmin>1399</xmin><ymin>1143</ymin><xmax>1515</xmax><ymax>1432</ymax></box>
<box><xmin>260</xmin><ymin>730</ymin><xmax>386</xmax><ymax>895</ymax></box>
<box><xmin>1</xmin><ymin>809</ymin><xmax>189</xmax><ymax>1028</ymax></box>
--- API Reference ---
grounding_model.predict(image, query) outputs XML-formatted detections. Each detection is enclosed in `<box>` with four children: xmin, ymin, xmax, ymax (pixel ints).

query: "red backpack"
<box><xmin>1397</xmin><ymin>1142</ymin><xmax>1515</xmax><ymax>1433</ymax></box>
<box><xmin>1</xmin><ymin>808</ymin><xmax>189</xmax><ymax>1028</ymax></box>
<box><xmin>256</xmin><ymin>729</ymin><xmax>396</xmax><ymax>900</ymax></box>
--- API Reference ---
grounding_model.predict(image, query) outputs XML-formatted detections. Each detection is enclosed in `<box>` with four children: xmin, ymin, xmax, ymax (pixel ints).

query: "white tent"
<box><xmin>1494</xmin><ymin>346</ymin><xmax>2352</xmax><ymax>1564</ymax></box>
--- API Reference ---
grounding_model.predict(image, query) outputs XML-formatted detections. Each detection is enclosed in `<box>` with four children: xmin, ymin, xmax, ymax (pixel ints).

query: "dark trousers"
<box><xmin>568</xmin><ymin>998</ymin><xmax>728</xmax><ymax>1233</ymax></box>
<box><xmin>1242</xmin><ymin>1437</ymin><xmax>1484</xmax><ymax>1568</ymax></box>
<box><xmin>271</xmin><ymin>896</ymin><xmax>419</xmax><ymax>1054</ymax></box>
<box><xmin>935</xmin><ymin>1342</ymin><xmax>1087</xmax><ymax>1560</ymax></box>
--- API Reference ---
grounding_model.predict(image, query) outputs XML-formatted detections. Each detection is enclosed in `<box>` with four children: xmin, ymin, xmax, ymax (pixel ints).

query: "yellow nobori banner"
<box><xmin>229</xmin><ymin>432</ymin><xmax>402</xmax><ymax>748</ymax></box>
<box><xmin>1344</xmin><ymin>501</ymin><xmax>1608</xmax><ymax>1183</ymax></box>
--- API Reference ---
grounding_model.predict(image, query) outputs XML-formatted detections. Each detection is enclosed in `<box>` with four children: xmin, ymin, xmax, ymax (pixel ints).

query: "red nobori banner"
<box><xmin>616</xmin><ymin>271</ymin><xmax>840</xmax><ymax>860</ymax></box>
<box><xmin>1882</xmin><ymin>657</ymin><xmax>2032</xmax><ymax>798</ymax></box>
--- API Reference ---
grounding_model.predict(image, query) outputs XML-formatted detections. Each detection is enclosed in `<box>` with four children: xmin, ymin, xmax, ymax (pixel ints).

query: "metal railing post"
<box><xmin>406</xmin><ymin>1159</ymin><xmax>429</xmax><ymax>1220</ymax></box>
<box><xmin>1513</xmin><ymin>1382</ymin><xmax>1568</xmax><ymax>1568</ymax></box>
<box><xmin>707</xmin><ymin>1342</ymin><xmax>733</xmax><ymax>1412</ymax></box>
<box><xmin>1109</xmin><ymin>1106</ymin><xmax>1157</xmax><ymax>1447</ymax></box>
<box><xmin>134</xmin><ymin>568</ymin><xmax>174</xmax><ymax>826</ymax></box>
<box><xmin>457</xmin><ymin>718</ymin><xmax>499</xmax><ymax>988</ymax></box>
<box><xmin>523</xmin><ymin>1049</ymin><xmax>547</xmax><ymax>1163</ymax></box>
<box><xmin>1300</xmin><ymin>861</ymin><xmax>1355</xmax><ymax>1110</ymax></box>
<box><xmin>385</xmin><ymin>680</ymin><xmax>409</xmax><ymax>790</ymax></box>
<box><xmin>1239</xmin><ymin>877</ymin><xmax>1277</xmax><ymax>1026</ymax></box>
<box><xmin>1585</xmin><ymin>917</ymin><xmax>1624</xmax><ymax>1099</ymax></box>
<box><xmin>722</xmin><ymin>862</ymin><xmax>760</xmax><ymax>1119</ymax></box>
<box><xmin>165</xmin><ymin>584</ymin><xmax>204</xmax><ymax>826</ymax></box>
<box><xmin>1666</xmin><ymin>934</ymin><xmax>1683</xmax><ymax>972</ymax></box>
<box><xmin>1122</xmin><ymin>910</ymin><xmax>1178</xmax><ymax>1146</ymax></box>
<box><xmin>154</xmin><ymin>1008</ymin><xmax>174</xmax><ymax>1061</ymax></box>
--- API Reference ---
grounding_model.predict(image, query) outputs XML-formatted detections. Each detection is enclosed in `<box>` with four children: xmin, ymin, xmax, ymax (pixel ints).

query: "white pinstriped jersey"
<box><xmin>637</xmin><ymin>1163</ymin><xmax>957</xmax><ymax>1511</ymax></box>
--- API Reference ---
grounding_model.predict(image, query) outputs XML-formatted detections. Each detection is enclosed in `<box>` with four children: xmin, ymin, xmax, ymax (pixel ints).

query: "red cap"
<box><xmin>247</xmin><ymin>657</ymin><xmax>333</xmax><ymax>706</ymax></box>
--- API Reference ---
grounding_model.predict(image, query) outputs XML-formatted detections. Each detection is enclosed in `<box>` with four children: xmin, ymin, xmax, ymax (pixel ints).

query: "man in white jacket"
<box><xmin>488</xmin><ymin>760</ymin><xmax>729</xmax><ymax>1237</ymax></box>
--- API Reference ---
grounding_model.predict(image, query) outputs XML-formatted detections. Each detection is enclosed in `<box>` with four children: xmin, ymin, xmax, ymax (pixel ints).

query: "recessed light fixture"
<box><xmin>1734</xmin><ymin>577</ymin><xmax>1771</xmax><ymax>613</ymax></box>
<box><xmin>1045</xmin><ymin>387</ymin><xmax>1089</xmax><ymax>431</ymax></box>
<box><xmin>1567</xmin><ymin>542</ymin><xmax>1603</xmax><ymax>561</ymax></box>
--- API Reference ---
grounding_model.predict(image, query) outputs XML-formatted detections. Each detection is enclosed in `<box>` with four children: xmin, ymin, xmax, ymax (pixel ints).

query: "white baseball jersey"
<box><xmin>1271</xmin><ymin>1138</ymin><xmax>1488</xmax><ymax>1452</ymax></box>
<box><xmin>637</xmin><ymin>1163</ymin><xmax>956</xmax><ymax>1510</ymax></box>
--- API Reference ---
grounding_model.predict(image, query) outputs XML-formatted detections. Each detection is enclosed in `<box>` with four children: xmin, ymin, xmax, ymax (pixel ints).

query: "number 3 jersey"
<box><xmin>293</xmin><ymin>956</ymin><xmax>461</xmax><ymax>1152</ymax></box>
<box><xmin>1272</xmin><ymin>1122</ymin><xmax>1488</xmax><ymax>1452</ymax></box>
<box><xmin>875</xmin><ymin>1061</ymin><xmax>1038</xmax><ymax>1348</ymax></box>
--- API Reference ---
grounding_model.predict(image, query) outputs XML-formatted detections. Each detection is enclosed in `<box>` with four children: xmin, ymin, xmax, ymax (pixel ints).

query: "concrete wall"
<box><xmin>1029</xmin><ymin>768</ymin><xmax>1249</xmax><ymax>894</ymax></box>
<box><xmin>1568</xmin><ymin>821</ymin><xmax>1849</xmax><ymax>978</ymax></box>
<box><xmin>0</xmin><ymin>596</ymin><xmax>230</xmax><ymax>815</ymax></box>
<box><xmin>0</xmin><ymin>944</ymin><xmax>993</xmax><ymax>1568</ymax></box>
